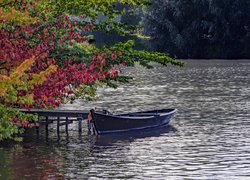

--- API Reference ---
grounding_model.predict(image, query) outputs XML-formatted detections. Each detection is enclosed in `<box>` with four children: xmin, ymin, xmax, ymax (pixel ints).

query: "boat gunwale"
<box><xmin>128</xmin><ymin>109</ymin><xmax>177</xmax><ymax>117</ymax></box>
<box><xmin>93</xmin><ymin>109</ymin><xmax>177</xmax><ymax>120</ymax></box>
<box><xmin>93</xmin><ymin>112</ymin><xmax>155</xmax><ymax>120</ymax></box>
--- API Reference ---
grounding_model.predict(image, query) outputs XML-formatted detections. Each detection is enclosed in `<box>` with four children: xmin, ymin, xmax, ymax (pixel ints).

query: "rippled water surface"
<box><xmin>1</xmin><ymin>60</ymin><xmax>250</xmax><ymax>179</ymax></box>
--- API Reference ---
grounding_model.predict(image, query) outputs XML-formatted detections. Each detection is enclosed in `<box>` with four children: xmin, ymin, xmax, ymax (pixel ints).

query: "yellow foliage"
<box><xmin>0</xmin><ymin>75</ymin><xmax>10</xmax><ymax>81</ymax></box>
<box><xmin>0</xmin><ymin>7</ymin><xmax>36</xmax><ymax>25</ymax></box>
<box><xmin>0</xmin><ymin>56</ymin><xmax>57</xmax><ymax>105</ymax></box>
<box><xmin>76</xmin><ymin>42</ymin><xmax>95</xmax><ymax>50</ymax></box>
<box><xmin>39</xmin><ymin>64</ymin><xmax>57</xmax><ymax>78</ymax></box>
<box><xmin>31</xmin><ymin>64</ymin><xmax>57</xmax><ymax>85</ymax></box>
<box><xmin>0</xmin><ymin>89</ymin><xmax>5</xmax><ymax>97</ymax></box>
<box><xmin>10</xmin><ymin>56</ymin><xmax>36</xmax><ymax>80</ymax></box>
<box><xmin>18</xmin><ymin>93</ymin><xmax>34</xmax><ymax>105</ymax></box>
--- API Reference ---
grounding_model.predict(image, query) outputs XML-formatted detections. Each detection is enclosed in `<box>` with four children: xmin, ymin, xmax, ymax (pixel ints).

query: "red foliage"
<box><xmin>1</xmin><ymin>11</ymin><xmax>125</xmax><ymax>110</ymax></box>
<box><xmin>32</xmin><ymin>50</ymin><xmax>123</xmax><ymax>108</ymax></box>
<box><xmin>0</xmin><ymin>28</ymin><xmax>33</xmax><ymax>72</ymax></box>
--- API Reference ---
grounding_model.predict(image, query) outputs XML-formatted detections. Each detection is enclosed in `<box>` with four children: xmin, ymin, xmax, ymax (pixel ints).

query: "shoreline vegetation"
<box><xmin>0</xmin><ymin>0</ymin><xmax>183</xmax><ymax>141</ymax></box>
<box><xmin>142</xmin><ymin>0</ymin><xmax>250</xmax><ymax>59</ymax></box>
<box><xmin>180</xmin><ymin>59</ymin><xmax>250</xmax><ymax>60</ymax></box>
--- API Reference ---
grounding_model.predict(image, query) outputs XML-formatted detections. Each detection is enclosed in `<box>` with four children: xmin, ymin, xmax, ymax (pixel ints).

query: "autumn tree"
<box><xmin>0</xmin><ymin>0</ymin><xmax>183</xmax><ymax>141</ymax></box>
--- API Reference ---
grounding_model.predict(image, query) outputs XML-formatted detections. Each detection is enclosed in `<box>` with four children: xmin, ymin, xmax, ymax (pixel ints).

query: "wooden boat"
<box><xmin>90</xmin><ymin>109</ymin><xmax>177</xmax><ymax>134</ymax></box>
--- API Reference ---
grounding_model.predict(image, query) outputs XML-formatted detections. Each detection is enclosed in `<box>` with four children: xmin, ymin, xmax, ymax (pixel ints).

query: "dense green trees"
<box><xmin>143</xmin><ymin>0</ymin><xmax>250</xmax><ymax>59</ymax></box>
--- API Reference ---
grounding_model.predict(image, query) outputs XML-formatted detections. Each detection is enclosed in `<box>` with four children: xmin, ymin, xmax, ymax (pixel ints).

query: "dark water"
<box><xmin>1</xmin><ymin>60</ymin><xmax>250</xmax><ymax>179</ymax></box>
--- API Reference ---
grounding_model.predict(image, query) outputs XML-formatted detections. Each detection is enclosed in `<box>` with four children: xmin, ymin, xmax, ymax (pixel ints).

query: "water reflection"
<box><xmin>93</xmin><ymin>125</ymin><xmax>177</xmax><ymax>147</ymax></box>
<box><xmin>0</xmin><ymin>142</ymin><xmax>65</xmax><ymax>179</ymax></box>
<box><xmin>1</xmin><ymin>60</ymin><xmax>250</xmax><ymax>179</ymax></box>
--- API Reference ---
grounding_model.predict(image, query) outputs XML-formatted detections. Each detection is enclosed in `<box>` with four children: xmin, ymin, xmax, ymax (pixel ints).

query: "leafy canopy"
<box><xmin>143</xmin><ymin>0</ymin><xmax>250</xmax><ymax>58</ymax></box>
<box><xmin>0</xmin><ymin>0</ymin><xmax>183</xmax><ymax>141</ymax></box>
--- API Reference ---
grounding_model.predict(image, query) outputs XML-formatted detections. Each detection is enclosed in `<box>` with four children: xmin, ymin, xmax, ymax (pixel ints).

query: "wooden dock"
<box><xmin>21</xmin><ymin>109</ymin><xmax>90</xmax><ymax>138</ymax></box>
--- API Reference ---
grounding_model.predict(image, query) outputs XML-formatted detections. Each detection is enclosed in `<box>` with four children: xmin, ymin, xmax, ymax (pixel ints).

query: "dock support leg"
<box><xmin>78</xmin><ymin>115</ymin><xmax>82</xmax><ymax>133</ymax></box>
<box><xmin>36</xmin><ymin>122</ymin><xmax>39</xmax><ymax>139</ymax></box>
<box><xmin>65</xmin><ymin>117</ymin><xmax>69</xmax><ymax>136</ymax></box>
<box><xmin>56</xmin><ymin>117</ymin><xmax>60</xmax><ymax>134</ymax></box>
<box><xmin>57</xmin><ymin>117</ymin><xmax>60</xmax><ymax>135</ymax></box>
<box><xmin>36</xmin><ymin>125</ymin><xmax>39</xmax><ymax>137</ymax></box>
<box><xmin>45</xmin><ymin>116</ymin><xmax>49</xmax><ymax>139</ymax></box>
<box><xmin>36</xmin><ymin>116</ymin><xmax>39</xmax><ymax>137</ymax></box>
<box><xmin>87</xmin><ymin>119</ymin><xmax>91</xmax><ymax>134</ymax></box>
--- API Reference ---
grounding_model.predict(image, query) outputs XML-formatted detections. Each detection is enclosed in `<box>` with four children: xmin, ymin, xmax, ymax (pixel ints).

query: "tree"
<box><xmin>0</xmin><ymin>0</ymin><xmax>183</xmax><ymax>141</ymax></box>
<box><xmin>0</xmin><ymin>57</ymin><xmax>56</xmax><ymax>141</ymax></box>
<box><xmin>143</xmin><ymin>0</ymin><xmax>250</xmax><ymax>59</ymax></box>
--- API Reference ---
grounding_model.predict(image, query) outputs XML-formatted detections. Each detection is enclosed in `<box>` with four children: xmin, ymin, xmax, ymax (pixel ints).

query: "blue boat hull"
<box><xmin>91</xmin><ymin>109</ymin><xmax>176</xmax><ymax>134</ymax></box>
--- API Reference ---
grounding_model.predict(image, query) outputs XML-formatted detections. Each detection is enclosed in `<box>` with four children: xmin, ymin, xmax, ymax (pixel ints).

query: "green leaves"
<box><xmin>112</xmin><ymin>40</ymin><xmax>185</xmax><ymax>67</ymax></box>
<box><xmin>0</xmin><ymin>104</ymin><xmax>38</xmax><ymax>141</ymax></box>
<box><xmin>41</xmin><ymin>0</ymin><xmax>149</xmax><ymax>17</ymax></box>
<box><xmin>36</xmin><ymin>0</ymin><xmax>149</xmax><ymax>35</ymax></box>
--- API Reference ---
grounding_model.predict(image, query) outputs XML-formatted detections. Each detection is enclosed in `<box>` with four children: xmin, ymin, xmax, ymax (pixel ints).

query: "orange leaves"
<box><xmin>0</xmin><ymin>74</ymin><xmax>10</xmax><ymax>81</ymax></box>
<box><xmin>0</xmin><ymin>56</ymin><xmax>57</xmax><ymax>106</ymax></box>
<box><xmin>0</xmin><ymin>57</ymin><xmax>36</xmax><ymax>104</ymax></box>
<box><xmin>32</xmin><ymin>64</ymin><xmax>57</xmax><ymax>85</ymax></box>
<box><xmin>10</xmin><ymin>56</ymin><xmax>36</xmax><ymax>80</ymax></box>
<box><xmin>0</xmin><ymin>7</ymin><xmax>36</xmax><ymax>25</ymax></box>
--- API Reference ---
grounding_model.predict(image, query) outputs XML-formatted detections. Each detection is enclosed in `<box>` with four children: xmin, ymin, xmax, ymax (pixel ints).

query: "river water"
<box><xmin>0</xmin><ymin>60</ymin><xmax>250</xmax><ymax>179</ymax></box>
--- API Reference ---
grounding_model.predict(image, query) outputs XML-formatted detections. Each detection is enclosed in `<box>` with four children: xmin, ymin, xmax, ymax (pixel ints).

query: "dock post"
<box><xmin>36</xmin><ymin>125</ymin><xmax>39</xmax><ymax>137</ymax></box>
<box><xmin>36</xmin><ymin>116</ymin><xmax>40</xmax><ymax>137</ymax></box>
<box><xmin>87</xmin><ymin>119</ymin><xmax>91</xmax><ymax>133</ymax></box>
<box><xmin>65</xmin><ymin>116</ymin><xmax>69</xmax><ymax>135</ymax></box>
<box><xmin>57</xmin><ymin>116</ymin><xmax>60</xmax><ymax>135</ymax></box>
<box><xmin>78</xmin><ymin>115</ymin><xmax>82</xmax><ymax>133</ymax></box>
<box><xmin>45</xmin><ymin>116</ymin><xmax>49</xmax><ymax>138</ymax></box>
<box><xmin>20</xmin><ymin>109</ymin><xmax>89</xmax><ymax>139</ymax></box>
